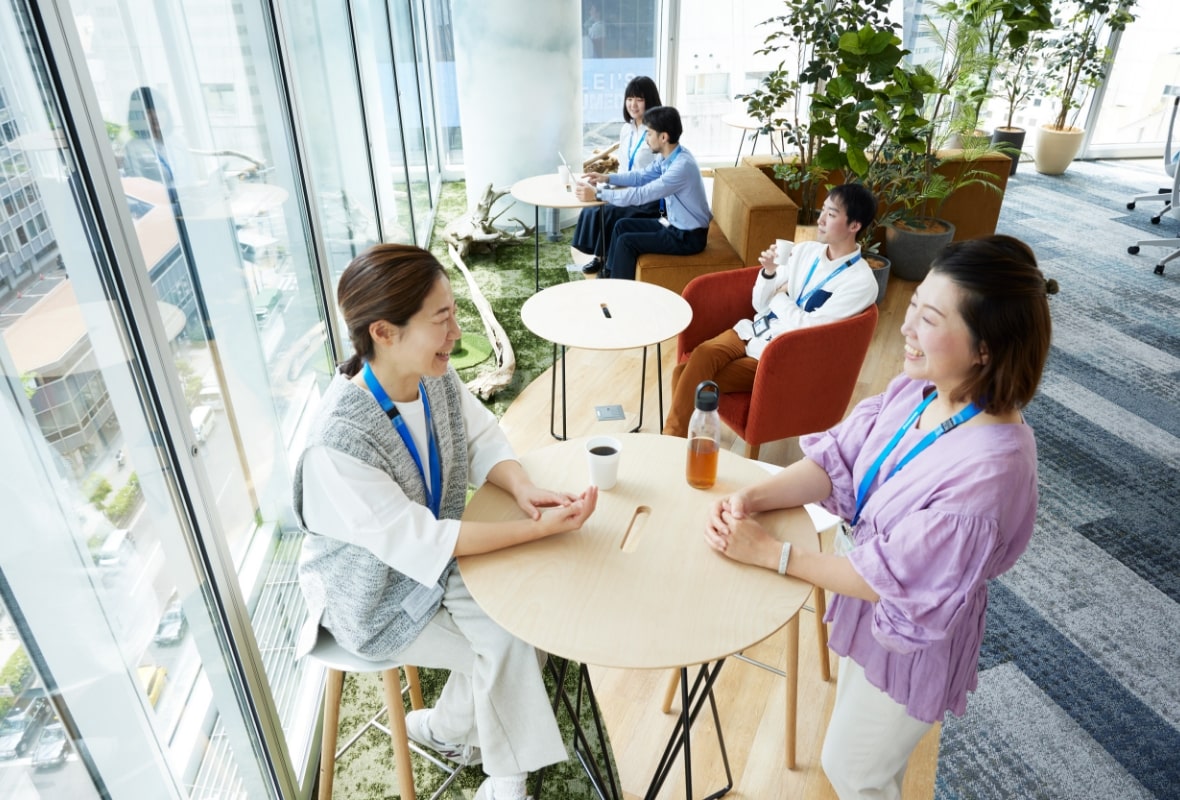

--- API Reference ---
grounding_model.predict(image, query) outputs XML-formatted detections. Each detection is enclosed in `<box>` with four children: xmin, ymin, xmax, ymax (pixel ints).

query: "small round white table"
<box><xmin>511</xmin><ymin>172</ymin><xmax>603</xmax><ymax>292</ymax></box>
<box><xmin>521</xmin><ymin>279</ymin><xmax>692</xmax><ymax>439</ymax></box>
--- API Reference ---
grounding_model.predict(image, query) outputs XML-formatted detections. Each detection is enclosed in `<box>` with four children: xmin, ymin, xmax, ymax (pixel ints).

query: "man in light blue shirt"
<box><xmin>576</xmin><ymin>106</ymin><xmax>711</xmax><ymax>280</ymax></box>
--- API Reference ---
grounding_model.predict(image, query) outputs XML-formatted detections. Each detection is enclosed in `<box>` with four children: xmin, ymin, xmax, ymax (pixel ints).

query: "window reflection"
<box><xmin>0</xmin><ymin>597</ymin><xmax>92</xmax><ymax>797</ymax></box>
<box><xmin>581</xmin><ymin>0</ymin><xmax>658</xmax><ymax>158</ymax></box>
<box><xmin>2</xmin><ymin>0</ymin><xmax>447</xmax><ymax>794</ymax></box>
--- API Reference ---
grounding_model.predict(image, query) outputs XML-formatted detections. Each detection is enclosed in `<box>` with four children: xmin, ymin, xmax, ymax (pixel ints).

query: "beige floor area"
<box><xmin>496</xmin><ymin>268</ymin><xmax>940</xmax><ymax>799</ymax></box>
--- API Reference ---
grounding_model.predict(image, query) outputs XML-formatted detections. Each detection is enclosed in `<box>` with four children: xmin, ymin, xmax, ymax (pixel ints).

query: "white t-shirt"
<box><xmin>733</xmin><ymin>239</ymin><xmax>878</xmax><ymax>359</ymax></box>
<box><xmin>301</xmin><ymin>381</ymin><xmax>515</xmax><ymax>589</ymax></box>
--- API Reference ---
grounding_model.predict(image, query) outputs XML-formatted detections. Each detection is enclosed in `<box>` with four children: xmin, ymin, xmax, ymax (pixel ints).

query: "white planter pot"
<box><xmin>1034</xmin><ymin>125</ymin><xmax>1084</xmax><ymax>175</ymax></box>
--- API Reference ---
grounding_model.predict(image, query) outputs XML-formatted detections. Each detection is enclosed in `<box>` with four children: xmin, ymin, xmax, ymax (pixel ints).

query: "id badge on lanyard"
<box><xmin>834</xmin><ymin>521</ymin><xmax>856</xmax><ymax>556</ymax></box>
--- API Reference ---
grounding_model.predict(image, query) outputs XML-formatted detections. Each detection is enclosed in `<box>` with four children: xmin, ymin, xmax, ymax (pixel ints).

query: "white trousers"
<box><xmin>820</xmin><ymin>657</ymin><xmax>934</xmax><ymax>800</ymax></box>
<box><xmin>393</xmin><ymin>569</ymin><xmax>567</xmax><ymax>776</ymax></box>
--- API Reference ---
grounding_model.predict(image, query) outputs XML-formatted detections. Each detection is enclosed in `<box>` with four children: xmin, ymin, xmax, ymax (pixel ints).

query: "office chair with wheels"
<box><xmin>1127</xmin><ymin>86</ymin><xmax>1180</xmax><ymax>275</ymax></box>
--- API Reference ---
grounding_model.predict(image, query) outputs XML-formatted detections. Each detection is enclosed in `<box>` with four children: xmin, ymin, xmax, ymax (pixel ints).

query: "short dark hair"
<box><xmin>828</xmin><ymin>183</ymin><xmax>876</xmax><ymax>238</ymax></box>
<box><xmin>931</xmin><ymin>235</ymin><xmax>1058</xmax><ymax>414</ymax></box>
<box><xmin>336</xmin><ymin>244</ymin><xmax>448</xmax><ymax>378</ymax></box>
<box><xmin>622</xmin><ymin>76</ymin><xmax>661</xmax><ymax>123</ymax></box>
<box><xmin>642</xmin><ymin>105</ymin><xmax>682</xmax><ymax>144</ymax></box>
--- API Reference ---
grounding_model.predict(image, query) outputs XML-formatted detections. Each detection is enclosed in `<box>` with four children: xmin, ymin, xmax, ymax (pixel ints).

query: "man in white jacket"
<box><xmin>663</xmin><ymin>183</ymin><xmax>879</xmax><ymax>437</ymax></box>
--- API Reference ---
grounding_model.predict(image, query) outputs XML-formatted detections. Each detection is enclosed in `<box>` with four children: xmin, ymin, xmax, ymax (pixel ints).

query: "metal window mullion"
<box><xmin>344</xmin><ymin>0</ymin><xmax>387</xmax><ymax>245</ymax></box>
<box><xmin>390</xmin><ymin>0</ymin><xmax>424</xmax><ymax>243</ymax></box>
<box><xmin>1078</xmin><ymin>25</ymin><xmax>1125</xmax><ymax>159</ymax></box>
<box><xmin>661</xmin><ymin>0</ymin><xmax>679</xmax><ymax>105</ymax></box>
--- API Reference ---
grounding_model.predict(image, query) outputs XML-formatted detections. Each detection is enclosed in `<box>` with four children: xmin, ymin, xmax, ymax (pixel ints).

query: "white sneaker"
<box><xmin>404</xmin><ymin>708</ymin><xmax>482</xmax><ymax>766</ymax></box>
<box><xmin>473</xmin><ymin>777</ymin><xmax>532</xmax><ymax>800</ymax></box>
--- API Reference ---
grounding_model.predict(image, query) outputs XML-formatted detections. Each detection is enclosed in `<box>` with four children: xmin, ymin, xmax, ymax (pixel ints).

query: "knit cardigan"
<box><xmin>293</xmin><ymin>368</ymin><xmax>469</xmax><ymax>658</ymax></box>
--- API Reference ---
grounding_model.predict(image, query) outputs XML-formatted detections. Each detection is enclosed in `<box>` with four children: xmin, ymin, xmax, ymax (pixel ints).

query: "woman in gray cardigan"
<box><xmin>295</xmin><ymin>244</ymin><xmax>597</xmax><ymax>800</ymax></box>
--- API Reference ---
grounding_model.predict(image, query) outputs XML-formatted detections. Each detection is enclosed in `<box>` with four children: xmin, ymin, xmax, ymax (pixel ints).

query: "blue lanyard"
<box><xmin>627</xmin><ymin>126</ymin><xmax>645</xmax><ymax>170</ymax></box>
<box><xmin>795</xmin><ymin>253</ymin><xmax>861</xmax><ymax>309</ymax></box>
<box><xmin>361</xmin><ymin>363</ymin><xmax>442</xmax><ymax>518</ymax></box>
<box><xmin>850</xmin><ymin>390</ymin><xmax>982</xmax><ymax>526</ymax></box>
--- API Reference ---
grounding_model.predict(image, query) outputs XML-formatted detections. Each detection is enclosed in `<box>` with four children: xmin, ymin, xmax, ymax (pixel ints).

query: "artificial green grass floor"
<box><xmin>330</xmin><ymin>182</ymin><xmax>616</xmax><ymax>799</ymax></box>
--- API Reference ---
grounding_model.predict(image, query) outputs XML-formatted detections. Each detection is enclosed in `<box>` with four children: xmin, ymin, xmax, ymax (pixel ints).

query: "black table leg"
<box><xmin>548</xmin><ymin>343</ymin><xmax>568</xmax><ymax>440</ymax></box>
<box><xmin>644</xmin><ymin>660</ymin><xmax>733</xmax><ymax>800</ymax></box>
<box><xmin>632</xmin><ymin>346</ymin><xmax>648</xmax><ymax>433</ymax></box>
<box><xmin>534</xmin><ymin>658</ymin><xmax>621</xmax><ymax>800</ymax></box>
<box><xmin>534</xmin><ymin>205</ymin><xmax>541</xmax><ymax>292</ymax></box>
<box><xmin>656</xmin><ymin>341</ymin><xmax>665</xmax><ymax>431</ymax></box>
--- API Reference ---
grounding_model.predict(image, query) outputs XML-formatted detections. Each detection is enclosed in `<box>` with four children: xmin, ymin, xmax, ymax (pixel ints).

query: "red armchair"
<box><xmin>678</xmin><ymin>266</ymin><xmax>879</xmax><ymax>460</ymax></box>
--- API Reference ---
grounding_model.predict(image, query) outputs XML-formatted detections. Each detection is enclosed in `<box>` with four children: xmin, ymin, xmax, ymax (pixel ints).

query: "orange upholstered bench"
<box><xmin>635</xmin><ymin>166</ymin><xmax>798</xmax><ymax>295</ymax></box>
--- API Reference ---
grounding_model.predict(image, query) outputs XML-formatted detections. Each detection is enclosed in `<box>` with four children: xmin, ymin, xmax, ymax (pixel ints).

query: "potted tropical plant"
<box><xmin>870</xmin><ymin>141</ymin><xmax>1005</xmax><ymax>280</ymax></box>
<box><xmin>1033</xmin><ymin>0</ymin><xmax>1138</xmax><ymax>174</ymax></box>
<box><xmin>931</xmin><ymin>0</ymin><xmax>1053</xmax><ymax>149</ymax></box>
<box><xmin>738</xmin><ymin>0</ymin><xmax>910</xmax><ymax>225</ymax></box>
<box><xmin>989</xmin><ymin>38</ymin><xmax>1049</xmax><ymax>174</ymax></box>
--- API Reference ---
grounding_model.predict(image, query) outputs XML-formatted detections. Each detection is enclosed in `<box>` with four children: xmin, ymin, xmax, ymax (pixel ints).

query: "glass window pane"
<box><xmin>425</xmin><ymin>0</ymin><xmax>463</xmax><ymax>167</ymax></box>
<box><xmin>582</xmin><ymin>0</ymin><xmax>657</xmax><ymax>159</ymax></box>
<box><xmin>277</xmin><ymin>0</ymin><xmax>380</xmax><ymax>277</ymax></box>
<box><xmin>73</xmin><ymin>0</ymin><xmax>340</xmax><ymax>787</ymax></box>
<box><xmin>389</xmin><ymin>0</ymin><xmax>435</xmax><ymax>244</ymax></box>
<box><xmin>1</xmin><ymin>0</ymin><xmax>287</xmax><ymax>795</ymax></box>
<box><xmin>352</xmin><ymin>0</ymin><xmax>413</xmax><ymax>244</ymax></box>
<box><xmin>1084</xmin><ymin>0</ymin><xmax>1180</xmax><ymax>155</ymax></box>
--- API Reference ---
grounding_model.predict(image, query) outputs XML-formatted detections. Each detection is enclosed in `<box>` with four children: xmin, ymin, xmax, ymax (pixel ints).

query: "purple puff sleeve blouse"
<box><xmin>800</xmin><ymin>374</ymin><xmax>1038</xmax><ymax>723</ymax></box>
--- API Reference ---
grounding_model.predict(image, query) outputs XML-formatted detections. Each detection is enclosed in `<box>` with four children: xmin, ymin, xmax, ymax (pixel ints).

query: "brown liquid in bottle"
<box><xmin>686</xmin><ymin>436</ymin><xmax>719</xmax><ymax>489</ymax></box>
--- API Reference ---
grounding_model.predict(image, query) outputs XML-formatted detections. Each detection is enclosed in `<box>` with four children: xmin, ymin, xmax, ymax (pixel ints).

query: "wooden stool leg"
<box><xmin>784</xmin><ymin>614</ymin><xmax>800</xmax><ymax>770</ymax></box>
<box><xmin>814</xmin><ymin>586</ymin><xmax>831</xmax><ymax>682</ymax></box>
<box><xmin>404</xmin><ymin>665</ymin><xmax>426</xmax><ymax>711</ymax></box>
<box><xmin>382</xmin><ymin>667</ymin><xmax>417</xmax><ymax>800</ymax></box>
<box><xmin>660</xmin><ymin>668</ymin><xmax>680</xmax><ymax>714</ymax></box>
<box><xmin>745</xmin><ymin>442</ymin><xmax>761</xmax><ymax>461</ymax></box>
<box><xmin>320</xmin><ymin>669</ymin><xmax>345</xmax><ymax>800</ymax></box>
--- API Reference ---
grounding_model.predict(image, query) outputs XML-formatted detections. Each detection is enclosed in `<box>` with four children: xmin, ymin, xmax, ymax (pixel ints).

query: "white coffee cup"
<box><xmin>558</xmin><ymin>165</ymin><xmax>573</xmax><ymax>191</ymax></box>
<box><xmin>775</xmin><ymin>239</ymin><xmax>795</xmax><ymax>266</ymax></box>
<box><xmin>586</xmin><ymin>436</ymin><xmax>622</xmax><ymax>490</ymax></box>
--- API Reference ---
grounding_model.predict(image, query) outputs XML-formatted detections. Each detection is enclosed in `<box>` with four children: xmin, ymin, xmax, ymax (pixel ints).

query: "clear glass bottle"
<box><xmin>686</xmin><ymin>380</ymin><xmax>721</xmax><ymax>489</ymax></box>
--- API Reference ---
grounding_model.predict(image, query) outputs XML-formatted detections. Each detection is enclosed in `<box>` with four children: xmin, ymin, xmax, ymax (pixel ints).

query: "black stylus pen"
<box><xmin>600</xmin><ymin>303</ymin><xmax>611</xmax><ymax>318</ymax></box>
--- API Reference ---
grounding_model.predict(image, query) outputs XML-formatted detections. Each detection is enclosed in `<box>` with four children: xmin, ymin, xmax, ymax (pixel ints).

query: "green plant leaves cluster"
<box><xmin>738</xmin><ymin>0</ymin><xmax>929</xmax><ymax>224</ymax></box>
<box><xmin>1034</xmin><ymin>0</ymin><xmax>1138</xmax><ymax>131</ymax></box>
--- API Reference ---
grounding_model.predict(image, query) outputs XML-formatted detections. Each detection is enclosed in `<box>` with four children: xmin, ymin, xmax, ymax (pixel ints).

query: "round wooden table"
<box><xmin>521</xmin><ymin>280</ymin><xmax>692</xmax><ymax>439</ymax></box>
<box><xmin>460</xmin><ymin>433</ymin><xmax>816</xmax><ymax>798</ymax></box>
<box><xmin>511</xmin><ymin>172</ymin><xmax>603</xmax><ymax>291</ymax></box>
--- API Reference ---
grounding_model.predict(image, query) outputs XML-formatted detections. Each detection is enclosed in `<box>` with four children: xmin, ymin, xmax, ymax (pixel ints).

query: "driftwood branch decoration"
<box><xmin>583</xmin><ymin>141</ymin><xmax>620</xmax><ymax>175</ymax></box>
<box><xmin>439</xmin><ymin>183</ymin><xmax>533</xmax><ymax>259</ymax></box>
<box><xmin>447</xmin><ymin>243</ymin><xmax>516</xmax><ymax>399</ymax></box>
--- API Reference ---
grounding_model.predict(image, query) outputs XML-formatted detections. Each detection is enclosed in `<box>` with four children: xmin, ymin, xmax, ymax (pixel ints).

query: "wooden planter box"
<box><xmin>742</xmin><ymin>149</ymin><xmax>1011</xmax><ymax>247</ymax></box>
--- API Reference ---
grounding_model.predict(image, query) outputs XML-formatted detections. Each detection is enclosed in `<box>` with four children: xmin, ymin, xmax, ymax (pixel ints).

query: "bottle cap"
<box><xmin>694</xmin><ymin>380</ymin><xmax>719</xmax><ymax>412</ymax></box>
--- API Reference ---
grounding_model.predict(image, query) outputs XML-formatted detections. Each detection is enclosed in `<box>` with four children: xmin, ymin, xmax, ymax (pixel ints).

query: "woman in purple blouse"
<box><xmin>704</xmin><ymin>235</ymin><xmax>1058</xmax><ymax>799</ymax></box>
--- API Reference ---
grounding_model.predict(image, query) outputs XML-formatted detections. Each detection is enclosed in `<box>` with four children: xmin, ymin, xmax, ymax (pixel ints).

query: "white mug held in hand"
<box><xmin>774</xmin><ymin>239</ymin><xmax>795</xmax><ymax>266</ymax></box>
<box><xmin>585</xmin><ymin>436</ymin><xmax>622</xmax><ymax>490</ymax></box>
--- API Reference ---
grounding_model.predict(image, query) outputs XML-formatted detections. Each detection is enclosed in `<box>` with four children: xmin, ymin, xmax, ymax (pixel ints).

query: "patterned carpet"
<box><xmin>934</xmin><ymin>159</ymin><xmax>1180</xmax><ymax>799</ymax></box>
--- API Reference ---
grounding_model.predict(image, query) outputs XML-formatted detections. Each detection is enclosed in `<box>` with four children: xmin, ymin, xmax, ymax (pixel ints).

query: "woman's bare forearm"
<box><xmin>741</xmin><ymin>458</ymin><xmax>833</xmax><ymax>514</ymax></box>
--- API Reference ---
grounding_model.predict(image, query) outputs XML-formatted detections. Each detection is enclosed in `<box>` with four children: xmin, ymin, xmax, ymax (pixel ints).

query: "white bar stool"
<box><xmin>307</xmin><ymin>627</ymin><xmax>466</xmax><ymax>799</ymax></box>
